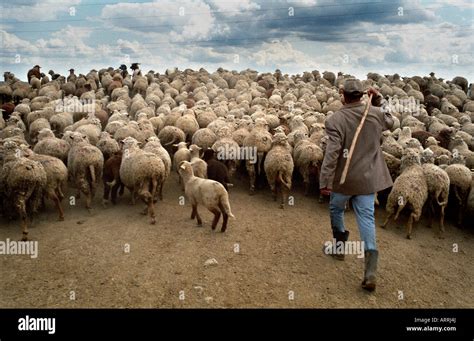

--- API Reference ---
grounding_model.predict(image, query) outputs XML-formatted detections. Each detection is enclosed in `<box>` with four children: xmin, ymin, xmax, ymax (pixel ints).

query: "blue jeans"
<box><xmin>329</xmin><ymin>192</ymin><xmax>377</xmax><ymax>251</ymax></box>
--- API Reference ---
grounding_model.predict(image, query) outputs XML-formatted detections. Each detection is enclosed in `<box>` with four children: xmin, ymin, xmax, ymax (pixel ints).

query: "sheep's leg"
<box><xmin>119</xmin><ymin>184</ymin><xmax>125</xmax><ymax>196</ymax></box>
<box><xmin>246</xmin><ymin>161</ymin><xmax>256</xmax><ymax>194</ymax></box>
<box><xmin>103</xmin><ymin>183</ymin><xmax>111</xmax><ymax>207</ymax></box>
<box><xmin>439</xmin><ymin>205</ymin><xmax>446</xmax><ymax>237</ymax></box>
<box><xmin>56</xmin><ymin>184</ymin><xmax>65</xmax><ymax>201</ymax></box>
<box><xmin>192</xmin><ymin>205</ymin><xmax>202</xmax><ymax>226</ymax></box>
<box><xmin>427</xmin><ymin>199</ymin><xmax>435</xmax><ymax>229</ymax></box>
<box><xmin>219</xmin><ymin>203</ymin><xmax>229</xmax><ymax>232</ymax></box>
<box><xmin>159</xmin><ymin>182</ymin><xmax>164</xmax><ymax>201</ymax></box>
<box><xmin>17</xmin><ymin>198</ymin><xmax>29</xmax><ymax>241</ymax></box>
<box><xmin>148</xmin><ymin>198</ymin><xmax>156</xmax><ymax>225</ymax></box>
<box><xmin>280</xmin><ymin>185</ymin><xmax>287</xmax><ymax>209</ymax></box>
<box><xmin>302</xmin><ymin>170</ymin><xmax>310</xmax><ymax>196</ymax></box>
<box><xmin>210</xmin><ymin>208</ymin><xmax>221</xmax><ymax>231</ymax></box>
<box><xmin>380</xmin><ymin>213</ymin><xmax>393</xmax><ymax>229</ymax></box>
<box><xmin>111</xmin><ymin>182</ymin><xmax>120</xmax><ymax>205</ymax></box>
<box><xmin>406</xmin><ymin>213</ymin><xmax>416</xmax><ymax>239</ymax></box>
<box><xmin>453</xmin><ymin>187</ymin><xmax>464</xmax><ymax>226</ymax></box>
<box><xmin>50</xmin><ymin>191</ymin><xmax>65</xmax><ymax>221</ymax></box>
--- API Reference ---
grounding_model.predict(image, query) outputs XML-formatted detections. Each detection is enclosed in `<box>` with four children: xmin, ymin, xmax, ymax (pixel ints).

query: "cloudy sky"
<box><xmin>1</xmin><ymin>0</ymin><xmax>472</xmax><ymax>82</ymax></box>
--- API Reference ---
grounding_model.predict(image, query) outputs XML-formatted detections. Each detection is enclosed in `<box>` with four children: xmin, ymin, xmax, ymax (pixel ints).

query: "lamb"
<box><xmin>143</xmin><ymin>136</ymin><xmax>172</xmax><ymax>200</ymax></box>
<box><xmin>102</xmin><ymin>151</ymin><xmax>124</xmax><ymax>206</ymax></box>
<box><xmin>0</xmin><ymin>141</ymin><xmax>47</xmax><ymax>240</ymax></box>
<box><xmin>119</xmin><ymin>137</ymin><xmax>165</xmax><ymax>224</ymax></box>
<box><xmin>96</xmin><ymin>131</ymin><xmax>120</xmax><ymax>161</ymax></box>
<box><xmin>425</xmin><ymin>136</ymin><xmax>452</xmax><ymax>161</ymax></box>
<box><xmin>178</xmin><ymin>160</ymin><xmax>234</xmax><ymax>232</ymax></box>
<box><xmin>66</xmin><ymin>132</ymin><xmax>104</xmax><ymax>210</ymax></box>
<box><xmin>420</xmin><ymin>149</ymin><xmax>450</xmax><ymax>235</ymax></box>
<box><xmin>33</xmin><ymin>128</ymin><xmax>70</xmax><ymax>163</ymax></box>
<box><xmin>264</xmin><ymin>132</ymin><xmax>294</xmax><ymax>208</ymax></box>
<box><xmin>173</xmin><ymin>141</ymin><xmax>191</xmax><ymax>186</ymax></box>
<box><xmin>444</xmin><ymin>163</ymin><xmax>472</xmax><ymax>225</ymax></box>
<box><xmin>202</xmin><ymin>148</ymin><xmax>232</xmax><ymax>190</ymax></box>
<box><xmin>381</xmin><ymin>148</ymin><xmax>428</xmax><ymax>239</ymax></box>
<box><xmin>189</xmin><ymin>144</ymin><xmax>207</xmax><ymax>178</ymax></box>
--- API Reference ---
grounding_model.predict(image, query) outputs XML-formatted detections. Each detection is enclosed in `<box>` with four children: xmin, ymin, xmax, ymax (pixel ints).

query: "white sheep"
<box><xmin>381</xmin><ymin>148</ymin><xmax>428</xmax><ymax>239</ymax></box>
<box><xmin>178</xmin><ymin>160</ymin><xmax>234</xmax><ymax>232</ymax></box>
<box><xmin>264</xmin><ymin>132</ymin><xmax>294</xmax><ymax>208</ymax></box>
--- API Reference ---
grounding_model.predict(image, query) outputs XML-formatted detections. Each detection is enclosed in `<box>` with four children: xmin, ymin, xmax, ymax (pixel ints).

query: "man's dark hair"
<box><xmin>343</xmin><ymin>91</ymin><xmax>363</xmax><ymax>103</ymax></box>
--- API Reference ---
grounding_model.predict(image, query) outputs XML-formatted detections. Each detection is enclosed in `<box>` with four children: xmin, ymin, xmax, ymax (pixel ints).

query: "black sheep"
<box><xmin>202</xmin><ymin>149</ymin><xmax>232</xmax><ymax>190</ymax></box>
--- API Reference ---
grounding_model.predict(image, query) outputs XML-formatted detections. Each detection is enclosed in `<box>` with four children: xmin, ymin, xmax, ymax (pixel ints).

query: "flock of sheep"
<box><xmin>0</xmin><ymin>66</ymin><xmax>473</xmax><ymax>241</ymax></box>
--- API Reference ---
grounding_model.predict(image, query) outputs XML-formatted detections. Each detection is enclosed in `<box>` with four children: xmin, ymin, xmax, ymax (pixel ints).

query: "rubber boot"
<box><xmin>323</xmin><ymin>230</ymin><xmax>349</xmax><ymax>261</ymax></box>
<box><xmin>362</xmin><ymin>250</ymin><xmax>378</xmax><ymax>292</ymax></box>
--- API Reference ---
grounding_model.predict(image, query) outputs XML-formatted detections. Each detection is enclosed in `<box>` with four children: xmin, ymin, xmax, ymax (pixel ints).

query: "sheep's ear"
<box><xmin>172</xmin><ymin>143</ymin><xmax>179</xmax><ymax>147</ymax></box>
<box><xmin>180</xmin><ymin>164</ymin><xmax>186</xmax><ymax>170</ymax></box>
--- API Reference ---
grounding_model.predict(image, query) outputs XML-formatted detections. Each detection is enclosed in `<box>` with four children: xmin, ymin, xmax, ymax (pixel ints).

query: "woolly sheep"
<box><xmin>96</xmin><ymin>131</ymin><xmax>120</xmax><ymax>161</ymax></box>
<box><xmin>189</xmin><ymin>144</ymin><xmax>207</xmax><ymax>179</ymax></box>
<box><xmin>178</xmin><ymin>160</ymin><xmax>234</xmax><ymax>232</ymax></box>
<box><xmin>0</xmin><ymin>141</ymin><xmax>47</xmax><ymax>240</ymax></box>
<box><xmin>192</xmin><ymin>128</ymin><xmax>217</xmax><ymax>150</ymax></box>
<box><xmin>120</xmin><ymin>137</ymin><xmax>165</xmax><ymax>224</ymax></box>
<box><xmin>264</xmin><ymin>132</ymin><xmax>294</xmax><ymax>208</ymax></box>
<box><xmin>420</xmin><ymin>149</ymin><xmax>450</xmax><ymax>234</ymax></box>
<box><xmin>381</xmin><ymin>149</ymin><xmax>428</xmax><ymax>239</ymax></box>
<box><xmin>66</xmin><ymin>132</ymin><xmax>104</xmax><ymax>210</ymax></box>
<box><xmin>445</xmin><ymin>163</ymin><xmax>472</xmax><ymax>225</ymax></box>
<box><xmin>143</xmin><ymin>136</ymin><xmax>172</xmax><ymax>200</ymax></box>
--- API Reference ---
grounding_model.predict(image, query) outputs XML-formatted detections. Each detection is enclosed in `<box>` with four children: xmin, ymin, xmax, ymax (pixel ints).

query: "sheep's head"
<box><xmin>399</xmin><ymin>126</ymin><xmax>412</xmax><ymax>139</ymax></box>
<box><xmin>173</xmin><ymin>141</ymin><xmax>188</xmax><ymax>149</ymax></box>
<box><xmin>120</xmin><ymin>136</ymin><xmax>140</xmax><ymax>150</ymax></box>
<box><xmin>450</xmin><ymin>152</ymin><xmax>466</xmax><ymax>165</ymax></box>
<box><xmin>178</xmin><ymin>160</ymin><xmax>193</xmax><ymax>177</ymax></box>
<box><xmin>38</xmin><ymin>128</ymin><xmax>54</xmax><ymax>140</ymax></box>
<box><xmin>420</xmin><ymin>148</ymin><xmax>435</xmax><ymax>164</ymax></box>
<box><xmin>272</xmin><ymin>132</ymin><xmax>288</xmax><ymax>145</ymax></box>
<box><xmin>401</xmin><ymin>148</ymin><xmax>421</xmax><ymax>169</ymax></box>
<box><xmin>293</xmin><ymin>131</ymin><xmax>308</xmax><ymax>145</ymax></box>
<box><xmin>69</xmin><ymin>132</ymin><xmax>90</xmax><ymax>146</ymax></box>
<box><xmin>406</xmin><ymin>138</ymin><xmax>422</xmax><ymax>150</ymax></box>
<box><xmin>145</xmin><ymin>136</ymin><xmax>160</xmax><ymax>144</ymax></box>
<box><xmin>458</xmin><ymin>115</ymin><xmax>471</xmax><ymax>125</ymax></box>
<box><xmin>425</xmin><ymin>136</ymin><xmax>439</xmax><ymax>147</ymax></box>
<box><xmin>99</xmin><ymin>131</ymin><xmax>111</xmax><ymax>139</ymax></box>
<box><xmin>435</xmin><ymin>154</ymin><xmax>450</xmax><ymax>166</ymax></box>
<box><xmin>189</xmin><ymin>144</ymin><xmax>202</xmax><ymax>155</ymax></box>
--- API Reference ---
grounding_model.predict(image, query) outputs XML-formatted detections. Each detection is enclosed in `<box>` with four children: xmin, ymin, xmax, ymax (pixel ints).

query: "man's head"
<box><xmin>341</xmin><ymin>78</ymin><xmax>364</xmax><ymax>104</ymax></box>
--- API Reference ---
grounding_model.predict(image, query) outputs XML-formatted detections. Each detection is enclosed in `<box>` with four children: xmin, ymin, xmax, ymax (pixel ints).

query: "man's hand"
<box><xmin>320</xmin><ymin>187</ymin><xmax>332</xmax><ymax>196</ymax></box>
<box><xmin>367</xmin><ymin>87</ymin><xmax>379</xmax><ymax>98</ymax></box>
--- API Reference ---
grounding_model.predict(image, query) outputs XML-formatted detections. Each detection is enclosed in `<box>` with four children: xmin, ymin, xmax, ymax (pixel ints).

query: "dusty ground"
<box><xmin>0</xmin><ymin>173</ymin><xmax>473</xmax><ymax>308</ymax></box>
